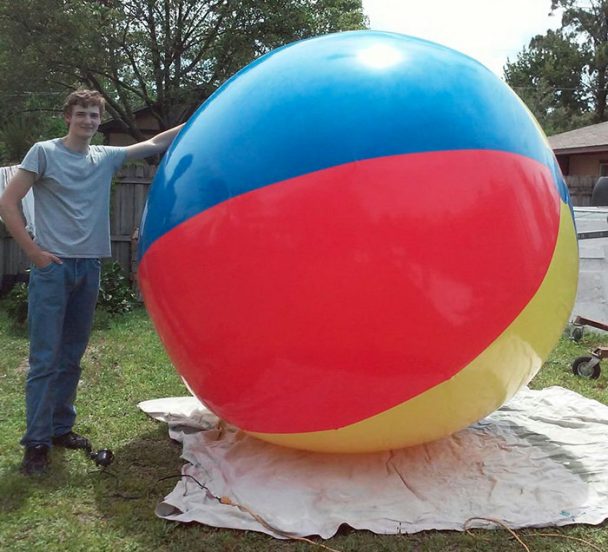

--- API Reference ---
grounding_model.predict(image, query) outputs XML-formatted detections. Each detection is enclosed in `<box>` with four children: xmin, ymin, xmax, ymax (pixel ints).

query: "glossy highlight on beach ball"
<box><xmin>138</xmin><ymin>31</ymin><xmax>578</xmax><ymax>453</ymax></box>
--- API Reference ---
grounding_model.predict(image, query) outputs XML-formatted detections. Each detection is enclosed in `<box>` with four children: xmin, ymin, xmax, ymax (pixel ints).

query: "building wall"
<box><xmin>566</xmin><ymin>152</ymin><xmax>608</xmax><ymax>176</ymax></box>
<box><xmin>107</xmin><ymin>130</ymin><xmax>158</xmax><ymax>147</ymax></box>
<box><xmin>104</xmin><ymin>112</ymin><xmax>160</xmax><ymax>146</ymax></box>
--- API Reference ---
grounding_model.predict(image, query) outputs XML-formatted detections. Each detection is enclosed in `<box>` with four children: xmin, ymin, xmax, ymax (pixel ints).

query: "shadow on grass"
<box><xmin>90</xmin><ymin>424</ymin><xmax>285</xmax><ymax>550</ymax></box>
<box><xmin>0</xmin><ymin>447</ymin><xmax>79</xmax><ymax>514</ymax></box>
<box><xmin>3</xmin><ymin>323</ymin><xmax>28</xmax><ymax>340</ymax></box>
<box><xmin>88</xmin><ymin>427</ymin><xmax>451</xmax><ymax>552</ymax></box>
<box><xmin>88</xmin><ymin>423</ymin><xmax>608</xmax><ymax>552</ymax></box>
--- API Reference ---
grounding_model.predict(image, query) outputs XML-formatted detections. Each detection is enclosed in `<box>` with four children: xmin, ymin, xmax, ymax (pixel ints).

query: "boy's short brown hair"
<box><xmin>63</xmin><ymin>89</ymin><xmax>105</xmax><ymax>117</ymax></box>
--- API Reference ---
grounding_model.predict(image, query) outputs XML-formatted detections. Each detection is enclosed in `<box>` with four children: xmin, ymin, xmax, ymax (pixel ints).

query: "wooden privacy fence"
<box><xmin>0</xmin><ymin>164</ymin><xmax>154</xmax><ymax>293</ymax></box>
<box><xmin>566</xmin><ymin>175</ymin><xmax>597</xmax><ymax>207</ymax></box>
<box><xmin>109</xmin><ymin>164</ymin><xmax>155</xmax><ymax>284</ymax></box>
<box><xmin>0</xmin><ymin>169</ymin><xmax>603</xmax><ymax>292</ymax></box>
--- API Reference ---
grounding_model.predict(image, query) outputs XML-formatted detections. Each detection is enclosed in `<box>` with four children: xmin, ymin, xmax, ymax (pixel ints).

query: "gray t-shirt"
<box><xmin>19</xmin><ymin>138</ymin><xmax>127</xmax><ymax>258</ymax></box>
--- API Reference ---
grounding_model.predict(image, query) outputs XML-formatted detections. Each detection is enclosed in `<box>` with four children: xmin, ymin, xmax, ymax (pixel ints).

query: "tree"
<box><xmin>0</xmin><ymin>22</ymin><xmax>68</xmax><ymax>163</ymax></box>
<box><xmin>504</xmin><ymin>30</ymin><xmax>591</xmax><ymax>134</ymax></box>
<box><xmin>505</xmin><ymin>0</ymin><xmax>608</xmax><ymax>133</ymax></box>
<box><xmin>552</xmin><ymin>0</ymin><xmax>608</xmax><ymax>121</ymax></box>
<box><xmin>0</xmin><ymin>0</ymin><xmax>367</xmax><ymax>142</ymax></box>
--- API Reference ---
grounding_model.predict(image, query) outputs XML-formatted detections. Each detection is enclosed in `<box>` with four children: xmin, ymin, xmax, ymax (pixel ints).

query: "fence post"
<box><xmin>565</xmin><ymin>175</ymin><xmax>596</xmax><ymax>207</ymax></box>
<box><xmin>110</xmin><ymin>164</ymin><xmax>153</xmax><ymax>283</ymax></box>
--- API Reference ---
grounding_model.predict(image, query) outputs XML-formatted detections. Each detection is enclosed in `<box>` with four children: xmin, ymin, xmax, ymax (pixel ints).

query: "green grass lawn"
<box><xmin>0</xmin><ymin>306</ymin><xmax>606</xmax><ymax>551</ymax></box>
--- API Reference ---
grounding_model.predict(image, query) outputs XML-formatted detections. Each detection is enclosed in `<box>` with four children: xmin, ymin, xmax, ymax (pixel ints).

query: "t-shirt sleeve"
<box><xmin>19</xmin><ymin>143</ymin><xmax>47</xmax><ymax>178</ymax></box>
<box><xmin>106</xmin><ymin>146</ymin><xmax>128</xmax><ymax>171</ymax></box>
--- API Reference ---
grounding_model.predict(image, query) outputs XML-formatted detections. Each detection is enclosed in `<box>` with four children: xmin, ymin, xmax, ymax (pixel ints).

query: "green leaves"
<box><xmin>0</xmin><ymin>0</ymin><xmax>367</xmax><ymax>141</ymax></box>
<box><xmin>505</xmin><ymin>1</ymin><xmax>608</xmax><ymax>133</ymax></box>
<box><xmin>3</xmin><ymin>281</ymin><xmax>28</xmax><ymax>329</ymax></box>
<box><xmin>98</xmin><ymin>261</ymin><xmax>138</xmax><ymax>315</ymax></box>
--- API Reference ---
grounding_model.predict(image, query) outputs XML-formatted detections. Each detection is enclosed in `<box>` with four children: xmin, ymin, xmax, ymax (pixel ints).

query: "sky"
<box><xmin>361</xmin><ymin>0</ymin><xmax>563</xmax><ymax>77</ymax></box>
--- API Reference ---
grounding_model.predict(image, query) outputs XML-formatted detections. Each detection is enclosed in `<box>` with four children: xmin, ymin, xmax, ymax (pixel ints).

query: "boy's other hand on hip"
<box><xmin>31</xmin><ymin>250</ymin><xmax>63</xmax><ymax>269</ymax></box>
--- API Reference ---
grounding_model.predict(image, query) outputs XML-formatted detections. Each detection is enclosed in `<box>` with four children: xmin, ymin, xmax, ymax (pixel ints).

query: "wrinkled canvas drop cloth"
<box><xmin>139</xmin><ymin>386</ymin><xmax>608</xmax><ymax>539</ymax></box>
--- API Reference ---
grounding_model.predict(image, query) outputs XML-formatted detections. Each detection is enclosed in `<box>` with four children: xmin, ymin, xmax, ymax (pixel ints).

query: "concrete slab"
<box><xmin>572</xmin><ymin>207</ymin><xmax>608</xmax><ymax>328</ymax></box>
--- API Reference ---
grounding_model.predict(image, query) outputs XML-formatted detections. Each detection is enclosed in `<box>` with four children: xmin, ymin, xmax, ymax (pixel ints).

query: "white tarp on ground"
<box><xmin>139</xmin><ymin>386</ymin><xmax>608</xmax><ymax>538</ymax></box>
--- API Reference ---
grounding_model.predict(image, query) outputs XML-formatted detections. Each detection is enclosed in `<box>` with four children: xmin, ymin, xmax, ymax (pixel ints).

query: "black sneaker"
<box><xmin>21</xmin><ymin>444</ymin><xmax>50</xmax><ymax>476</ymax></box>
<box><xmin>52</xmin><ymin>431</ymin><xmax>91</xmax><ymax>450</ymax></box>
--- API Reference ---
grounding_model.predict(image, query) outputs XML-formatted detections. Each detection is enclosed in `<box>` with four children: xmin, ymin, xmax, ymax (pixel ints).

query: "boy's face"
<box><xmin>65</xmin><ymin>104</ymin><xmax>101</xmax><ymax>140</ymax></box>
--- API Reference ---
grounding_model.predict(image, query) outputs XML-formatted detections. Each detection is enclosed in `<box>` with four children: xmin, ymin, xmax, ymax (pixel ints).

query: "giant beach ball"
<box><xmin>138</xmin><ymin>31</ymin><xmax>578</xmax><ymax>453</ymax></box>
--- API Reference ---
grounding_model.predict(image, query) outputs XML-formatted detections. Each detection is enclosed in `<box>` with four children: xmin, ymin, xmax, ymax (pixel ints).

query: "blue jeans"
<box><xmin>21</xmin><ymin>258</ymin><xmax>101</xmax><ymax>447</ymax></box>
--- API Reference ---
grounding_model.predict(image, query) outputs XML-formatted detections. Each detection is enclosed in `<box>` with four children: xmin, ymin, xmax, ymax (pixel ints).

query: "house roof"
<box><xmin>98</xmin><ymin>105</ymin><xmax>156</xmax><ymax>133</ymax></box>
<box><xmin>548</xmin><ymin>121</ymin><xmax>608</xmax><ymax>155</ymax></box>
<box><xmin>98</xmin><ymin>103</ymin><xmax>189</xmax><ymax>134</ymax></box>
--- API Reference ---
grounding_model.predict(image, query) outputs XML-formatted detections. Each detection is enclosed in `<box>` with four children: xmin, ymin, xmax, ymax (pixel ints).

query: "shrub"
<box><xmin>4</xmin><ymin>281</ymin><xmax>29</xmax><ymax>328</ymax></box>
<box><xmin>98</xmin><ymin>261</ymin><xmax>138</xmax><ymax>314</ymax></box>
<box><xmin>2</xmin><ymin>261</ymin><xmax>137</xmax><ymax>328</ymax></box>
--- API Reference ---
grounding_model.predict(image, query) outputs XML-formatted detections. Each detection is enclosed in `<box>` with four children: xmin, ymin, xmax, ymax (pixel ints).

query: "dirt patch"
<box><xmin>16</xmin><ymin>357</ymin><xmax>29</xmax><ymax>375</ymax></box>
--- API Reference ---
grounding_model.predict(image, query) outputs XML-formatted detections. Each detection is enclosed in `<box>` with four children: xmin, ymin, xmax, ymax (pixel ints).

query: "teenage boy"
<box><xmin>0</xmin><ymin>89</ymin><xmax>184</xmax><ymax>475</ymax></box>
